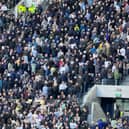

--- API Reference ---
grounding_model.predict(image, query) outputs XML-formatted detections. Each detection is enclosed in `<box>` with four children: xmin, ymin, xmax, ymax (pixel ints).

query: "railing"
<box><xmin>95</xmin><ymin>78</ymin><xmax>129</xmax><ymax>86</ymax></box>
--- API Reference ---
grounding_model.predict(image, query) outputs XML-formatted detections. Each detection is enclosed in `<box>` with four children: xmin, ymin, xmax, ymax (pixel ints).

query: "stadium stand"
<box><xmin>0</xmin><ymin>0</ymin><xmax>129</xmax><ymax>128</ymax></box>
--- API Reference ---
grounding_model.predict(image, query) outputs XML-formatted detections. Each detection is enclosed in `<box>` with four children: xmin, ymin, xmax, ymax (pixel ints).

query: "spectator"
<box><xmin>0</xmin><ymin>0</ymin><xmax>128</xmax><ymax>128</ymax></box>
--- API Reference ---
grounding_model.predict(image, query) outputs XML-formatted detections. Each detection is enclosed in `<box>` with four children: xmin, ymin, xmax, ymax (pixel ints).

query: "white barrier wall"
<box><xmin>96</xmin><ymin>85</ymin><xmax>129</xmax><ymax>98</ymax></box>
<box><xmin>24</xmin><ymin>0</ymin><xmax>44</xmax><ymax>7</ymax></box>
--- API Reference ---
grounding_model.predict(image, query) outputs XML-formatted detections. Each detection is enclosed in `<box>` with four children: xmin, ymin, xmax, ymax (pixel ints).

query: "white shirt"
<box><xmin>104</xmin><ymin>61</ymin><xmax>111</xmax><ymax>68</ymax></box>
<box><xmin>59</xmin><ymin>82</ymin><xmax>67</xmax><ymax>91</ymax></box>
<box><xmin>1</xmin><ymin>5</ymin><xmax>8</xmax><ymax>11</ymax></box>
<box><xmin>59</xmin><ymin>66</ymin><xmax>66</xmax><ymax>74</ymax></box>
<box><xmin>112</xmin><ymin>65</ymin><xmax>116</xmax><ymax>73</ymax></box>
<box><xmin>127</xmin><ymin>35</ymin><xmax>129</xmax><ymax>42</ymax></box>
<box><xmin>16</xmin><ymin>127</ymin><xmax>23</xmax><ymax>129</ymax></box>
<box><xmin>70</xmin><ymin>122</ymin><xmax>77</xmax><ymax>129</ymax></box>
<box><xmin>42</xmin><ymin>85</ymin><xmax>48</xmax><ymax>97</ymax></box>
<box><xmin>59</xmin><ymin>64</ymin><xmax>69</xmax><ymax>74</ymax></box>
<box><xmin>120</xmin><ymin>48</ymin><xmax>126</xmax><ymax>57</ymax></box>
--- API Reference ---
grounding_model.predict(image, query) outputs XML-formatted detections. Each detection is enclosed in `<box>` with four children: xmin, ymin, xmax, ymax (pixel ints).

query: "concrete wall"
<box><xmin>96</xmin><ymin>85</ymin><xmax>129</xmax><ymax>98</ymax></box>
<box><xmin>91</xmin><ymin>102</ymin><xmax>106</xmax><ymax>123</ymax></box>
<box><xmin>82</xmin><ymin>85</ymin><xmax>105</xmax><ymax>123</ymax></box>
<box><xmin>82</xmin><ymin>85</ymin><xmax>99</xmax><ymax>106</ymax></box>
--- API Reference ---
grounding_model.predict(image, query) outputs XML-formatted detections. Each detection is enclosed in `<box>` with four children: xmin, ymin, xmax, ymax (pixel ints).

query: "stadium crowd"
<box><xmin>0</xmin><ymin>0</ymin><xmax>21</xmax><ymax>10</ymax></box>
<box><xmin>0</xmin><ymin>0</ymin><xmax>129</xmax><ymax>128</ymax></box>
